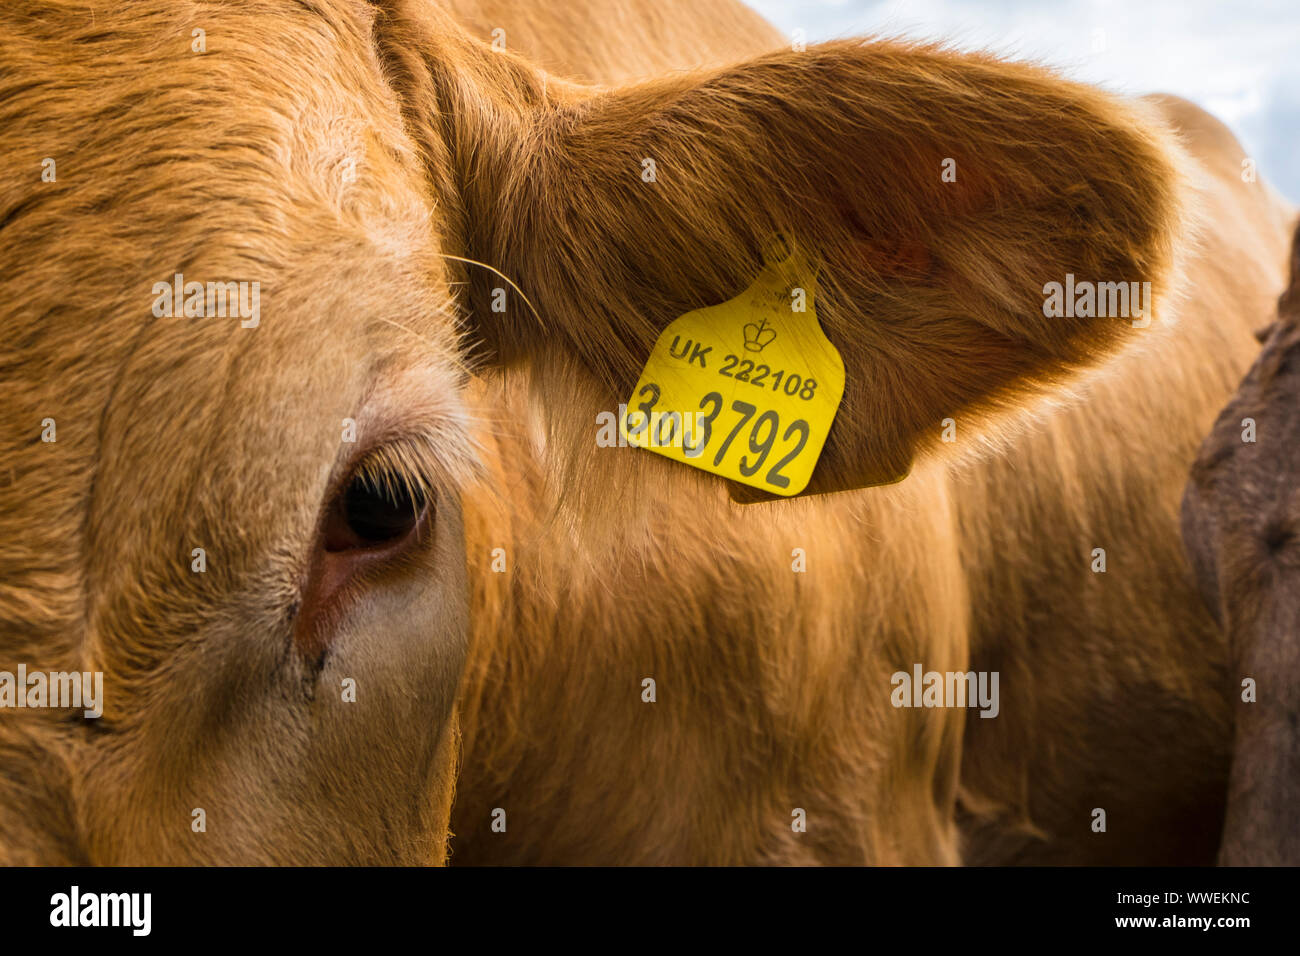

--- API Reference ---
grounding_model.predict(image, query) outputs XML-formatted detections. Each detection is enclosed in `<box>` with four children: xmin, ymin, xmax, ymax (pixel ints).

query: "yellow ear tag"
<box><xmin>620</xmin><ymin>241</ymin><xmax>844</xmax><ymax>496</ymax></box>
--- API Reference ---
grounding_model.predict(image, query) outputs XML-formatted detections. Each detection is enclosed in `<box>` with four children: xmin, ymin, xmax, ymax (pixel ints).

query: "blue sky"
<box><xmin>748</xmin><ymin>0</ymin><xmax>1299</xmax><ymax>202</ymax></box>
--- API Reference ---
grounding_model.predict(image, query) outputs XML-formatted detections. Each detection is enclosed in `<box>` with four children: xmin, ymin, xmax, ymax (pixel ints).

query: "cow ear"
<box><xmin>435</xmin><ymin>37</ymin><xmax>1193</xmax><ymax>497</ymax></box>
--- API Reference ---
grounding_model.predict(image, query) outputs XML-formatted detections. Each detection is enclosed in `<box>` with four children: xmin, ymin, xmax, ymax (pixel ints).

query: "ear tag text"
<box><xmin>620</xmin><ymin>244</ymin><xmax>844</xmax><ymax>496</ymax></box>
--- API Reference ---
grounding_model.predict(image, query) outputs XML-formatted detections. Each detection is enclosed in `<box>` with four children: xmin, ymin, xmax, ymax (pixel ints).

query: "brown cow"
<box><xmin>0</xmin><ymin>0</ymin><xmax>1293</xmax><ymax>865</ymax></box>
<box><xmin>1182</xmin><ymin>222</ymin><xmax>1300</xmax><ymax>866</ymax></box>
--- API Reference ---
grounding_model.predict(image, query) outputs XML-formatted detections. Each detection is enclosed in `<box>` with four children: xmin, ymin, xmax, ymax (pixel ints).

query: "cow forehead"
<box><xmin>0</xmin><ymin>1</ymin><xmax>467</xmax><ymax>650</ymax></box>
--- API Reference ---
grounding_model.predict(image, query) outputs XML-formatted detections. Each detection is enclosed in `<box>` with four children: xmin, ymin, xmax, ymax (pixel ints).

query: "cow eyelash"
<box><xmin>349</xmin><ymin>444</ymin><xmax>436</xmax><ymax>517</ymax></box>
<box><xmin>324</xmin><ymin>439</ymin><xmax>443</xmax><ymax>553</ymax></box>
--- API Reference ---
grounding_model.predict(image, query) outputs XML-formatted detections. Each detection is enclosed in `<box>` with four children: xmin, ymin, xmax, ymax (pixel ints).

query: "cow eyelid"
<box><xmin>344</xmin><ymin>437</ymin><xmax>447</xmax><ymax>510</ymax></box>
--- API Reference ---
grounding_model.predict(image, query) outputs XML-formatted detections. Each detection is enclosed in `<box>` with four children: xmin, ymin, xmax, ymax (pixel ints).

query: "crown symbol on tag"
<box><xmin>743</xmin><ymin>318</ymin><xmax>777</xmax><ymax>352</ymax></box>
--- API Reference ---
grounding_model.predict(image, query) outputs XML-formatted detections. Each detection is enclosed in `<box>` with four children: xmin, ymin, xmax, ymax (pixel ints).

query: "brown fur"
<box><xmin>1182</xmin><ymin>223</ymin><xmax>1300</xmax><ymax>866</ymax></box>
<box><xmin>0</xmin><ymin>0</ymin><xmax>1294</xmax><ymax>865</ymax></box>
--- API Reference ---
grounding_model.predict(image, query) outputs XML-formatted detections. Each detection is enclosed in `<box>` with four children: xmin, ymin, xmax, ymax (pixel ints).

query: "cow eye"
<box><xmin>295</xmin><ymin>449</ymin><xmax>438</xmax><ymax>663</ymax></box>
<box><xmin>323</xmin><ymin>462</ymin><xmax>429</xmax><ymax>552</ymax></box>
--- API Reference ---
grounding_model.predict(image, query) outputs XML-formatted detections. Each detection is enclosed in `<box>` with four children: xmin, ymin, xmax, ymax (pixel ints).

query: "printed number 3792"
<box><xmin>643</xmin><ymin>388</ymin><xmax>809</xmax><ymax>490</ymax></box>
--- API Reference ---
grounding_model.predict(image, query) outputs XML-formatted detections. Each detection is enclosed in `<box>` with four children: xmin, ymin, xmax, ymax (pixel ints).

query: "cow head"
<box><xmin>0</xmin><ymin>0</ymin><xmax>1192</xmax><ymax>864</ymax></box>
<box><xmin>0</xmin><ymin>0</ymin><xmax>477</xmax><ymax>864</ymax></box>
